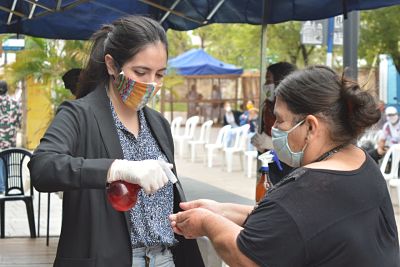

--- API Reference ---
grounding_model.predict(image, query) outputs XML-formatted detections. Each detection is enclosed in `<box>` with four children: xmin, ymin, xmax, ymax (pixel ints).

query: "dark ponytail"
<box><xmin>76</xmin><ymin>26</ymin><xmax>112</xmax><ymax>98</ymax></box>
<box><xmin>276</xmin><ymin>65</ymin><xmax>381</xmax><ymax>144</ymax></box>
<box><xmin>76</xmin><ymin>16</ymin><xmax>168</xmax><ymax>98</ymax></box>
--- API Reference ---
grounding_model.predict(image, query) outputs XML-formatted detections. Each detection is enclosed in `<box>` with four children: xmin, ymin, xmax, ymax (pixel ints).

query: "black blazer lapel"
<box><xmin>86</xmin><ymin>86</ymin><xmax>124</xmax><ymax>160</ymax></box>
<box><xmin>85</xmin><ymin>86</ymin><xmax>133</xmax><ymax>230</ymax></box>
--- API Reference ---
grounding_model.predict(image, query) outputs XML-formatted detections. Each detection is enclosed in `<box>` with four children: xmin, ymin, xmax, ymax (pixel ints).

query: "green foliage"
<box><xmin>167</xmin><ymin>30</ymin><xmax>194</xmax><ymax>58</ymax></box>
<box><xmin>192</xmin><ymin>23</ymin><xmax>261</xmax><ymax>69</ymax></box>
<box><xmin>163</xmin><ymin>70</ymin><xmax>184</xmax><ymax>100</ymax></box>
<box><xmin>267</xmin><ymin>21</ymin><xmax>325</xmax><ymax>67</ymax></box>
<box><xmin>189</xmin><ymin>22</ymin><xmax>325</xmax><ymax>68</ymax></box>
<box><xmin>360</xmin><ymin>5</ymin><xmax>400</xmax><ymax>71</ymax></box>
<box><xmin>1</xmin><ymin>36</ymin><xmax>88</xmax><ymax>109</ymax></box>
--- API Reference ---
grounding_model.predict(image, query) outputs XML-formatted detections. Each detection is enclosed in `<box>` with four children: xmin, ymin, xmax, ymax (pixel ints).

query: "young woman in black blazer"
<box><xmin>29</xmin><ymin>15</ymin><xmax>204</xmax><ymax>267</ymax></box>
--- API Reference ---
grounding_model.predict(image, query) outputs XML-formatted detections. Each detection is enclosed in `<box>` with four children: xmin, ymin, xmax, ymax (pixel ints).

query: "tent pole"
<box><xmin>255</xmin><ymin>0</ymin><xmax>269</xmax><ymax>185</ymax></box>
<box><xmin>343</xmin><ymin>11</ymin><xmax>359</xmax><ymax>80</ymax></box>
<box><xmin>159</xmin><ymin>0</ymin><xmax>182</xmax><ymax>24</ymax></box>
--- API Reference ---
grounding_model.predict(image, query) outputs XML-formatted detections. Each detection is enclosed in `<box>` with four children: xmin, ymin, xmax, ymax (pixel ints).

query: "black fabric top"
<box><xmin>237</xmin><ymin>153</ymin><xmax>399</xmax><ymax>267</ymax></box>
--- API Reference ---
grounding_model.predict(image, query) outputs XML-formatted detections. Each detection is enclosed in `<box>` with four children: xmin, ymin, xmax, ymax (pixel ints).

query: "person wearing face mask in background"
<box><xmin>376</xmin><ymin>106</ymin><xmax>400</xmax><ymax>157</ymax></box>
<box><xmin>223</xmin><ymin>102</ymin><xmax>242</xmax><ymax>147</ymax></box>
<box><xmin>251</xmin><ymin>62</ymin><xmax>297</xmax><ymax>184</ymax></box>
<box><xmin>169</xmin><ymin>66</ymin><xmax>399</xmax><ymax>267</ymax></box>
<box><xmin>239</xmin><ymin>100</ymin><xmax>255</xmax><ymax>126</ymax></box>
<box><xmin>28</xmin><ymin>16</ymin><xmax>204</xmax><ymax>267</ymax></box>
<box><xmin>223</xmin><ymin>102</ymin><xmax>241</xmax><ymax>128</ymax></box>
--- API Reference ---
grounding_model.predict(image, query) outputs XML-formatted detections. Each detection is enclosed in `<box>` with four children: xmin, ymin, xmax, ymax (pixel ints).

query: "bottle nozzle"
<box><xmin>258</xmin><ymin>151</ymin><xmax>274</xmax><ymax>167</ymax></box>
<box><xmin>258</xmin><ymin>150</ymin><xmax>283</xmax><ymax>171</ymax></box>
<box><xmin>270</xmin><ymin>150</ymin><xmax>283</xmax><ymax>171</ymax></box>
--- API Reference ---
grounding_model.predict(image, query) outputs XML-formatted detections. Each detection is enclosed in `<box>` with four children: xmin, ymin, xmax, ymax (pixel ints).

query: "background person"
<box><xmin>247</xmin><ymin>107</ymin><xmax>259</xmax><ymax>150</ymax></box>
<box><xmin>377</xmin><ymin>106</ymin><xmax>400</xmax><ymax>157</ymax></box>
<box><xmin>0</xmin><ymin>80</ymin><xmax>22</xmax><ymax>194</ymax></box>
<box><xmin>239</xmin><ymin>100</ymin><xmax>254</xmax><ymax>126</ymax></box>
<box><xmin>223</xmin><ymin>102</ymin><xmax>242</xmax><ymax>147</ymax></box>
<box><xmin>251</xmin><ymin>62</ymin><xmax>297</xmax><ymax>184</ymax></box>
<box><xmin>169</xmin><ymin>66</ymin><xmax>399</xmax><ymax>267</ymax></box>
<box><xmin>62</xmin><ymin>68</ymin><xmax>82</xmax><ymax>97</ymax></box>
<box><xmin>28</xmin><ymin>15</ymin><xmax>204</xmax><ymax>267</ymax></box>
<box><xmin>223</xmin><ymin>102</ymin><xmax>241</xmax><ymax>128</ymax></box>
<box><xmin>187</xmin><ymin>84</ymin><xmax>201</xmax><ymax>118</ymax></box>
<box><xmin>211</xmin><ymin>84</ymin><xmax>222</xmax><ymax>124</ymax></box>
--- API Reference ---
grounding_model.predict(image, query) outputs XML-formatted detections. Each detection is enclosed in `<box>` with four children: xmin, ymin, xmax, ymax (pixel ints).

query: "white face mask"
<box><xmin>271</xmin><ymin>120</ymin><xmax>307</xmax><ymax>167</ymax></box>
<box><xmin>263</xmin><ymin>84</ymin><xmax>275</xmax><ymax>101</ymax></box>
<box><xmin>388</xmin><ymin>114</ymin><xmax>399</xmax><ymax>124</ymax></box>
<box><xmin>225</xmin><ymin>106</ymin><xmax>232</xmax><ymax>112</ymax></box>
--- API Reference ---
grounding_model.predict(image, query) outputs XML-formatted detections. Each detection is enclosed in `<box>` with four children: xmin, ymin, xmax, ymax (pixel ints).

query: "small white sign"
<box><xmin>333</xmin><ymin>15</ymin><xmax>343</xmax><ymax>45</ymax></box>
<box><xmin>301</xmin><ymin>20</ymin><xmax>325</xmax><ymax>45</ymax></box>
<box><xmin>2</xmin><ymin>38</ymin><xmax>25</xmax><ymax>51</ymax></box>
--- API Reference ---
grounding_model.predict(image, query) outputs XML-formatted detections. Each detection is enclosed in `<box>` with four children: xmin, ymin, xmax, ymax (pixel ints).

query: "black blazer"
<box><xmin>28</xmin><ymin>86</ymin><xmax>204</xmax><ymax>267</ymax></box>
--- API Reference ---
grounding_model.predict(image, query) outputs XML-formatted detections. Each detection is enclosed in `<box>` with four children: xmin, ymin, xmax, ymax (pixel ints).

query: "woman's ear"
<box><xmin>104</xmin><ymin>54</ymin><xmax>117</xmax><ymax>77</ymax></box>
<box><xmin>305</xmin><ymin>114</ymin><xmax>319</xmax><ymax>140</ymax></box>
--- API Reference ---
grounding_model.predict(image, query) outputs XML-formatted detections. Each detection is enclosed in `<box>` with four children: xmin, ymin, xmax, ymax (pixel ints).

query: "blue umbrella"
<box><xmin>0</xmin><ymin>0</ymin><xmax>399</xmax><ymax>40</ymax></box>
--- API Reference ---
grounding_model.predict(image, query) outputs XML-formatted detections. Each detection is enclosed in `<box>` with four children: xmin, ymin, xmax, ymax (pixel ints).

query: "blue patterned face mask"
<box><xmin>113</xmin><ymin>71</ymin><xmax>160</xmax><ymax>110</ymax></box>
<box><xmin>271</xmin><ymin>120</ymin><xmax>306</xmax><ymax>167</ymax></box>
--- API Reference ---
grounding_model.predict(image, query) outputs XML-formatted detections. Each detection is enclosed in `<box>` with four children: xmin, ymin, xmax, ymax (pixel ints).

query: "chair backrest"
<box><xmin>231</xmin><ymin>124</ymin><xmax>250</xmax><ymax>150</ymax></box>
<box><xmin>170</xmin><ymin>116</ymin><xmax>183</xmax><ymax>137</ymax></box>
<box><xmin>0</xmin><ymin>148</ymin><xmax>33</xmax><ymax>197</ymax></box>
<box><xmin>197</xmin><ymin>120</ymin><xmax>214</xmax><ymax>143</ymax></box>
<box><xmin>184</xmin><ymin>116</ymin><xmax>200</xmax><ymax>138</ymax></box>
<box><xmin>357</xmin><ymin>129</ymin><xmax>381</xmax><ymax>149</ymax></box>
<box><xmin>380</xmin><ymin>144</ymin><xmax>400</xmax><ymax>178</ymax></box>
<box><xmin>214</xmin><ymin>125</ymin><xmax>232</xmax><ymax>147</ymax></box>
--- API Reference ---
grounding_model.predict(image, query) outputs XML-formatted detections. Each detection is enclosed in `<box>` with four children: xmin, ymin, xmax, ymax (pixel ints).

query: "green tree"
<box><xmin>192</xmin><ymin>24</ymin><xmax>261</xmax><ymax>69</ymax></box>
<box><xmin>167</xmin><ymin>30</ymin><xmax>193</xmax><ymax>58</ymax></box>
<box><xmin>190</xmin><ymin>22</ymin><xmax>325</xmax><ymax>69</ymax></box>
<box><xmin>3</xmin><ymin>37</ymin><xmax>88</xmax><ymax>108</ymax></box>
<box><xmin>359</xmin><ymin>5</ymin><xmax>400</xmax><ymax>71</ymax></box>
<box><xmin>267</xmin><ymin>21</ymin><xmax>325</xmax><ymax>67</ymax></box>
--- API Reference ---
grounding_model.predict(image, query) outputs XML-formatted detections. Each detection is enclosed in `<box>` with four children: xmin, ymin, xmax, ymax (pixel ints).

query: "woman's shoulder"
<box><xmin>56</xmin><ymin>97</ymin><xmax>92</xmax><ymax>114</ymax></box>
<box><xmin>272</xmin><ymin>151</ymin><xmax>383</xmax><ymax>196</ymax></box>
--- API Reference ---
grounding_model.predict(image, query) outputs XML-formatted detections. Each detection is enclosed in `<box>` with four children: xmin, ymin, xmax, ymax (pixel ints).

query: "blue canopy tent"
<box><xmin>0</xmin><ymin>0</ymin><xmax>399</xmax><ymax>39</ymax></box>
<box><xmin>168</xmin><ymin>49</ymin><xmax>243</xmax><ymax>76</ymax></box>
<box><xmin>167</xmin><ymin>49</ymin><xmax>250</xmax><ymax>122</ymax></box>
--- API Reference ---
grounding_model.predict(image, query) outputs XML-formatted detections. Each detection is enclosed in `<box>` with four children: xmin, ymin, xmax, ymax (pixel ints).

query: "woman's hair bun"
<box><xmin>339</xmin><ymin>75</ymin><xmax>380</xmax><ymax>138</ymax></box>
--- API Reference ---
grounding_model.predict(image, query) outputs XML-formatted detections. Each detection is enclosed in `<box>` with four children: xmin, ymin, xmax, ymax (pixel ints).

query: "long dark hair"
<box><xmin>275</xmin><ymin>65</ymin><xmax>381</xmax><ymax>143</ymax></box>
<box><xmin>76</xmin><ymin>15</ymin><xmax>168</xmax><ymax>98</ymax></box>
<box><xmin>267</xmin><ymin>62</ymin><xmax>297</xmax><ymax>86</ymax></box>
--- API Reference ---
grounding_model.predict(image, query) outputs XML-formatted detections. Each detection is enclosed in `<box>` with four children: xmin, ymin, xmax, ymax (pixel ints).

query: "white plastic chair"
<box><xmin>205</xmin><ymin>125</ymin><xmax>232</xmax><ymax>168</ymax></box>
<box><xmin>170</xmin><ymin>116</ymin><xmax>183</xmax><ymax>138</ymax></box>
<box><xmin>380</xmin><ymin>144</ymin><xmax>400</xmax><ymax>185</ymax></box>
<box><xmin>244</xmin><ymin>150</ymin><xmax>258</xmax><ymax>178</ymax></box>
<box><xmin>224</xmin><ymin>124</ymin><xmax>250</xmax><ymax>172</ymax></box>
<box><xmin>188</xmin><ymin>120</ymin><xmax>214</xmax><ymax>162</ymax></box>
<box><xmin>357</xmin><ymin>129</ymin><xmax>381</xmax><ymax>149</ymax></box>
<box><xmin>174</xmin><ymin>116</ymin><xmax>200</xmax><ymax>158</ymax></box>
<box><xmin>381</xmin><ymin>144</ymin><xmax>400</xmax><ymax>208</ymax></box>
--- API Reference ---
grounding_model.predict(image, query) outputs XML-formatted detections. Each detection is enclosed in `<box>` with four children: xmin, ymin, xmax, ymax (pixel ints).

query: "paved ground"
<box><xmin>1</xmin><ymin>126</ymin><xmax>400</xmax><ymax>266</ymax></box>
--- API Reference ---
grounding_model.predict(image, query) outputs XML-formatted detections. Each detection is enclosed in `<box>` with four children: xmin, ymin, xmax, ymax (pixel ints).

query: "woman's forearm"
<box><xmin>219</xmin><ymin>203</ymin><xmax>254</xmax><ymax>226</ymax></box>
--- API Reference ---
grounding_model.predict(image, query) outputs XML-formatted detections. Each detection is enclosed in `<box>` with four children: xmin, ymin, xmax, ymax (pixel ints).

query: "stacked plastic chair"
<box><xmin>188</xmin><ymin>120</ymin><xmax>214</xmax><ymax>163</ymax></box>
<box><xmin>224</xmin><ymin>124</ymin><xmax>250</xmax><ymax>172</ymax></box>
<box><xmin>205</xmin><ymin>125</ymin><xmax>232</xmax><ymax>168</ymax></box>
<box><xmin>173</xmin><ymin>116</ymin><xmax>200</xmax><ymax>158</ymax></box>
<box><xmin>380</xmin><ymin>144</ymin><xmax>400</xmax><ymax>208</ymax></box>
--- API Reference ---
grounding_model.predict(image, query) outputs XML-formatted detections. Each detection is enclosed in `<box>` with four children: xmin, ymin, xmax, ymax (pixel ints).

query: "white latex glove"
<box><xmin>107</xmin><ymin>159</ymin><xmax>177</xmax><ymax>195</ymax></box>
<box><xmin>251</xmin><ymin>132</ymin><xmax>273</xmax><ymax>151</ymax></box>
